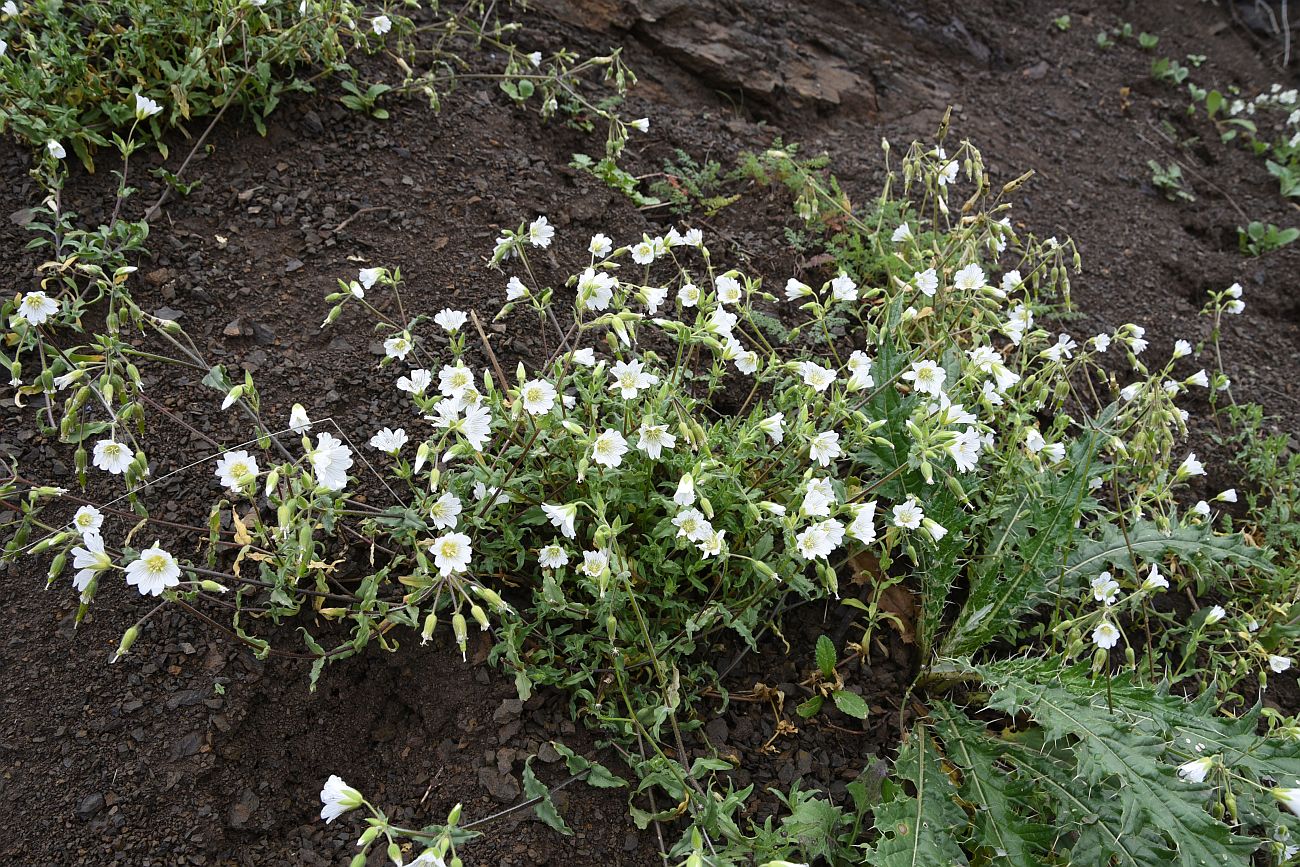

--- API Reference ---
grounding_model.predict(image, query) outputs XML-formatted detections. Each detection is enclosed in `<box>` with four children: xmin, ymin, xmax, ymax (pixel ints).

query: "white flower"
<box><xmin>320</xmin><ymin>775</ymin><xmax>363</xmax><ymax>824</ymax></box>
<box><xmin>892</xmin><ymin>497</ymin><xmax>924</xmax><ymax>530</ymax></box>
<box><xmin>1205</xmin><ymin>605</ymin><xmax>1227</xmax><ymax>625</ymax></box>
<box><xmin>438</xmin><ymin>363</ymin><xmax>475</xmax><ymax>399</ymax></box>
<box><xmin>1274</xmin><ymin>788</ymin><xmax>1300</xmax><ymax>818</ymax></box>
<box><xmin>637</xmin><ymin>422</ymin><xmax>676</xmax><ymax>459</ymax></box>
<box><xmin>1185</xmin><ymin>369</ymin><xmax>1209</xmax><ymax>388</ymax></box>
<box><xmin>289</xmin><ymin>403</ymin><xmax>313</xmax><ymax>432</ymax></box>
<box><xmin>953</xmin><ymin>263</ymin><xmax>986</xmax><ymax>292</ymax></box>
<box><xmin>134</xmin><ymin>93</ymin><xmax>163</xmax><ymax>120</ymax></box>
<box><xmin>1091</xmin><ymin>572</ymin><xmax>1120</xmax><ymax>604</ymax></box>
<box><xmin>1025</xmin><ymin>429</ymin><xmax>1046</xmax><ymax>455</ymax></box>
<box><xmin>384</xmin><ymin>333</ymin><xmax>413</xmax><ymax>360</ymax></box>
<box><xmin>1192</xmin><ymin>500</ymin><xmax>1211</xmax><ymax>517</ymax></box>
<box><xmin>125</xmin><ymin>543</ymin><xmax>181</xmax><ymax>596</ymax></box>
<box><xmin>1003</xmin><ymin>303</ymin><xmax>1034</xmax><ymax>345</ymax></box>
<box><xmin>572</xmin><ymin>348</ymin><xmax>596</xmax><ymax>366</ymax></box>
<box><xmin>515</xmin><ymin>378</ymin><xmax>555</xmax><ymax>416</ymax></box>
<box><xmin>948</xmin><ymin>428</ymin><xmax>983</xmax><ymax>473</ymax></box>
<box><xmin>72</xmin><ymin>505</ymin><xmax>104</xmax><ymax>537</ymax></box>
<box><xmin>1092</xmin><ymin>620</ymin><xmax>1120</xmax><ymax>649</ymax></box>
<box><xmin>371</xmin><ymin>14</ymin><xmax>392</xmax><ymax>34</ymax></box>
<box><xmin>610</xmin><ymin>359</ymin><xmax>658</xmax><ymax>399</ymax></box>
<box><xmin>46</xmin><ymin>139</ymin><xmax>66</xmax><ymax>160</ymax></box>
<box><xmin>542</xmin><ymin>502</ymin><xmax>578</xmax><ymax>539</ymax></box>
<box><xmin>358</xmin><ymin>267</ymin><xmax>383</xmax><ymax>291</ymax></box>
<box><xmin>901</xmin><ymin>359</ymin><xmax>946</xmax><ymax>396</ymax></box>
<box><xmin>592</xmin><ymin>429</ymin><xmax>629</xmax><ymax>468</ymax></box>
<box><xmin>1177</xmin><ymin>756</ymin><xmax>1214</xmax><ymax>783</ymax></box>
<box><xmin>17</xmin><ymin>291</ymin><xmax>60</xmax><ymax>325</ymax></box>
<box><xmin>506</xmin><ymin>276</ymin><xmax>529</xmax><ymax>301</ymax></box>
<box><xmin>576</xmin><ymin>267</ymin><xmax>616</xmax><ymax>311</ymax></box>
<box><xmin>797</xmin><ymin>361</ymin><xmax>836</xmax><ymax>392</ymax></box>
<box><xmin>441</xmin><ymin>403</ymin><xmax>492</xmax><ymax>451</ymax></box>
<box><xmin>629</xmin><ymin>117</ymin><xmax>650</xmax><ymax>133</ymax></box>
<box><xmin>1271</xmin><ymin>655</ymin><xmax>1293</xmax><ymax>673</ymax></box>
<box><xmin>677</xmin><ymin>283</ymin><xmax>701</xmax><ymax>307</ymax></box>
<box><xmin>309</xmin><ymin>432</ymin><xmax>354</xmax><ymax>491</ymax></box>
<box><xmin>715</xmin><ymin>274</ymin><xmax>743</xmax><ymax>305</ymax></box>
<box><xmin>673</xmin><ymin>508</ymin><xmax>713</xmax><ymax>543</ymax></box>
<box><xmin>588</xmin><ymin>233</ymin><xmax>613</xmax><ymax>257</ymax></box>
<box><xmin>533</xmin><ymin>542</ymin><xmax>569</xmax><ymax>570</ymax></box>
<box><xmin>674</xmin><ymin>474</ymin><xmax>695</xmax><ymax>506</ymax></box>
<box><xmin>846</xmin><ymin>351</ymin><xmax>874</xmax><ymax>391</ymax></box>
<box><xmin>70</xmin><ymin>533</ymin><xmax>112</xmax><ymax>591</ymax></box>
<box><xmin>802</xmin><ymin>478</ymin><xmax>836</xmax><ymax>517</ymax></box>
<box><xmin>847</xmin><ymin>501</ymin><xmax>878</xmax><ymax>543</ymax></box>
<box><xmin>796</xmin><ymin>519</ymin><xmax>845</xmax><ymax>561</ymax></box>
<box><xmin>369</xmin><ymin>427</ymin><xmax>407</xmax><ymax>453</ymax></box>
<box><xmin>808</xmin><ymin>431</ymin><xmax>842</xmax><ymax>468</ymax></box>
<box><xmin>92</xmin><ymin>440</ymin><xmax>132</xmax><ymax>475</ymax></box>
<box><xmin>428</xmin><ymin>492</ymin><xmax>462</xmax><ymax>530</ymax></box>
<box><xmin>581</xmin><ymin>550</ymin><xmax>608</xmax><ymax>579</ymax></box>
<box><xmin>0</xmin><ymin>38</ymin><xmax>7</xmax><ymax>56</ymax></box>
<box><xmin>891</xmin><ymin>223</ymin><xmax>913</xmax><ymax>243</ymax></box>
<box><xmin>706</xmin><ymin>307</ymin><xmax>737</xmax><ymax>338</ymax></box>
<box><xmin>215</xmin><ymin>450</ymin><xmax>260</xmax><ymax>492</ymax></box>
<box><xmin>1000</xmin><ymin>270</ymin><xmax>1022</xmax><ymax>295</ymax></box>
<box><xmin>914</xmin><ymin>268</ymin><xmax>938</xmax><ymax>297</ymax></box>
<box><xmin>528</xmin><ymin>215</ymin><xmax>554</xmax><ymax>248</ymax></box>
<box><xmin>431</xmin><ymin>532</ymin><xmax>472</xmax><ymax>576</ymax></box>
<box><xmin>758</xmin><ymin>413</ymin><xmax>785</xmax><ymax>443</ymax></box>
<box><xmin>1142</xmin><ymin>565</ymin><xmax>1169</xmax><ymax>592</ymax></box>
<box><xmin>698</xmin><ymin>529</ymin><xmax>726</xmax><ymax>559</ymax></box>
<box><xmin>967</xmin><ymin>344</ymin><xmax>1019</xmax><ymax>392</ymax></box>
<box><xmin>683</xmin><ymin>228</ymin><xmax>704</xmax><ymax>246</ymax></box>
<box><xmin>1091</xmin><ymin>333</ymin><xmax>1111</xmax><ymax>353</ymax></box>
<box><xmin>1</xmin><ymin>2</ymin><xmax>16</xmax><ymax>16</ymax></box>
<box><xmin>1172</xmin><ymin>339</ymin><xmax>1192</xmax><ymax>359</ymax></box>
<box><xmin>1216</xmin><ymin>489</ymin><xmax>1237</xmax><ymax>503</ymax></box>
<box><xmin>397</xmin><ymin>369</ymin><xmax>432</xmax><ymax>396</ymax></box>
<box><xmin>642</xmin><ymin>285</ymin><xmax>668</xmax><ymax>315</ymax></box>
<box><xmin>784</xmin><ymin>278</ymin><xmax>812</xmax><ymax>301</ymax></box>
<box><xmin>1176</xmin><ymin>452</ymin><xmax>1205</xmax><ymax>481</ymax></box>
<box><xmin>829</xmin><ymin>272</ymin><xmax>858</xmax><ymax>301</ymax></box>
<box><xmin>630</xmin><ymin>235</ymin><xmax>664</xmax><ymax>267</ymax></box>
<box><xmin>434</xmin><ymin>309</ymin><xmax>467</xmax><ymax>333</ymax></box>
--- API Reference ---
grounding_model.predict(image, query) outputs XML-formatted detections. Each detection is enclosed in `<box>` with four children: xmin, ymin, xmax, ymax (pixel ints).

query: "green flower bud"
<box><xmin>357</xmin><ymin>826</ymin><xmax>380</xmax><ymax>846</ymax></box>
<box><xmin>112</xmin><ymin>625</ymin><xmax>140</xmax><ymax>664</ymax></box>
<box><xmin>421</xmin><ymin>611</ymin><xmax>438</xmax><ymax>645</ymax></box>
<box><xmin>349</xmin><ymin>854</ymin><xmax>368</xmax><ymax>867</ymax></box>
<box><xmin>448</xmin><ymin>802</ymin><xmax>462</xmax><ymax>825</ymax></box>
<box><xmin>470</xmin><ymin>604</ymin><xmax>489</xmax><ymax>631</ymax></box>
<box><xmin>452</xmin><ymin>613</ymin><xmax>468</xmax><ymax>659</ymax></box>
<box><xmin>200</xmin><ymin>580</ymin><xmax>229</xmax><ymax>593</ymax></box>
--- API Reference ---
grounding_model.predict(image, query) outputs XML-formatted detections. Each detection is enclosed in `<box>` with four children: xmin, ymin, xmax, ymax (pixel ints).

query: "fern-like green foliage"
<box><xmin>866</xmin><ymin>658</ymin><xmax>1300</xmax><ymax>866</ymax></box>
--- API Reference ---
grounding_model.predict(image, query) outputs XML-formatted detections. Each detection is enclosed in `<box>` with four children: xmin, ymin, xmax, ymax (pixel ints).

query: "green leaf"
<box><xmin>796</xmin><ymin>695</ymin><xmax>824</xmax><ymax>718</ymax></box>
<box><xmin>863</xmin><ymin>725</ymin><xmax>970</xmax><ymax>866</ymax></box>
<box><xmin>832</xmin><ymin>690</ymin><xmax>869</xmax><ymax>720</ymax></box>
<box><xmin>522</xmin><ymin>758</ymin><xmax>572</xmax><ymax>835</ymax></box>
<box><xmin>815</xmin><ymin>633</ymin><xmax>837</xmax><ymax>678</ymax></box>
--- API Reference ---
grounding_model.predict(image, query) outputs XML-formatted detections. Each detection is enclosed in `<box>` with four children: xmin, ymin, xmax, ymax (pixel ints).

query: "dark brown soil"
<box><xmin>3</xmin><ymin>0</ymin><xmax>1299</xmax><ymax>863</ymax></box>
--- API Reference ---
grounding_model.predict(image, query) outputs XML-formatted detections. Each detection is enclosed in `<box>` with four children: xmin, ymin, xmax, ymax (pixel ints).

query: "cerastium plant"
<box><xmin>6</xmin><ymin>100</ymin><xmax>1300</xmax><ymax>865</ymax></box>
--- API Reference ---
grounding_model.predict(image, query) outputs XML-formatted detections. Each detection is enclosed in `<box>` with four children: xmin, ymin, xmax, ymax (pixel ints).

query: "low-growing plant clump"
<box><xmin>4</xmin><ymin>5</ymin><xmax>1300</xmax><ymax>867</ymax></box>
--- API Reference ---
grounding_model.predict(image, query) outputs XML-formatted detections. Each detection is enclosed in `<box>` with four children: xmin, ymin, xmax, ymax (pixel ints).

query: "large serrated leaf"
<box><xmin>863</xmin><ymin>725</ymin><xmax>970</xmax><ymax>867</ymax></box>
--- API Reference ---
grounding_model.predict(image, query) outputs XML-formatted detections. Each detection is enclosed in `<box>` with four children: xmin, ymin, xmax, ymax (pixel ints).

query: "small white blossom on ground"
<box><xmin>18</xmin><ymin>291</ymin><xmax>59</xmax><ymax>325</ymax></box>
<box><xmin>125</xmin><ymin>543</ymin><xmax>181</xmax><ymax>596</ymax></box>
<box><xmin>92</xmin><ymin>439</ymin><xmax>132</xmax><ymax>475</ymax></box>
<box><xmin>319</xmin><ymin>775</ymin><xmax>363</xmax><ymax>824</ymax></box>
<box><xmin>591</xmin><ymin>429</ymin><xmax>629</xmax><ymax>468</ymax></box>
<box><xmin>431</xmin><ymin>532</ymin><xmax>472</xmax><ymax>576</ymax></box>
<box><xmin>369</xmin><ymin>427</ymin><xmax>407</xmax><ymax>453</ymax></box>
<box><xmin>215</xmin><ymin>450</ymin><xmax>259</xmax><ymax>492</ymax></box>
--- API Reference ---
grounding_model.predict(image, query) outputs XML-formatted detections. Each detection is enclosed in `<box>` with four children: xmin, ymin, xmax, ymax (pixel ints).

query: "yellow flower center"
<box><xmin>144</xmin><ymin>553</ymin><xmax>169</xmax><ymax>573</ymax></box>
